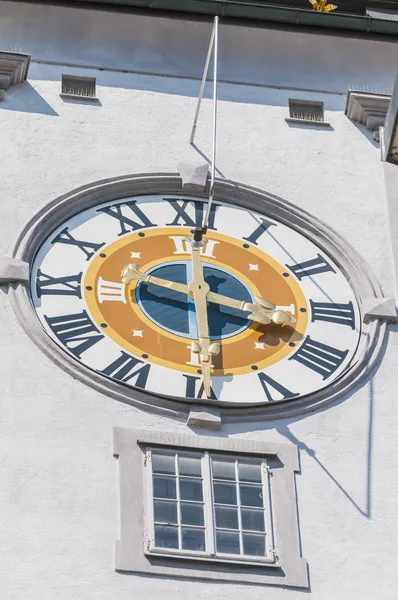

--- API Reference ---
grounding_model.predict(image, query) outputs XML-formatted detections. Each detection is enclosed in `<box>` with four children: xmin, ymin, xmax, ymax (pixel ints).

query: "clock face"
<box><xmin>30</xmin><ymin>195</ymin><xmax>361</xmax><ymax>405</ymax></box>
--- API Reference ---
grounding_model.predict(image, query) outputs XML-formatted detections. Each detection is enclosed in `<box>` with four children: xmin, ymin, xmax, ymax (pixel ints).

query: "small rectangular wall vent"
<box><xmin>288</xmin><ymin>99</ymin><xmax>324</xmax><ymax>122</ymax></box>
<box><xmin>61</xmin><ymin>74</ymin><xmax>96</xmax><ymax>99</ymax></box>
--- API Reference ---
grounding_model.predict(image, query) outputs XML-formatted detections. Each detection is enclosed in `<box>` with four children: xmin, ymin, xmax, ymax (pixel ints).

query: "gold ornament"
<box><xmin>309</xmin><ymin>0</ymin><xmax>337</xmax><ymax>12</ymax></box>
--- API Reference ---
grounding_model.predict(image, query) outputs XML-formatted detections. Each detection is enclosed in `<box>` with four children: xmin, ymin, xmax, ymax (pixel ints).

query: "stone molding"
<box><xmin>345</xmin><ymin>90</ymin><xmax>391</xmax><ymax>141</ymax></box>
<box><xmin>0</xmin><ymin>255</ymin><xmax>29</xmax><ymax>284</ymax></box>
<box><xmin>113</xmin><ymin>428</ymin><xmax>308</xmax><ymax>588</ymax></box>
<box><xmin>8</xmin><ymin>173</ymin><xmax>388</xmax><ymax>422</ymax></box>
<box><xmin>0</xmin><ymin>51</ymin><xmax>31</xmax><ymax>100</ymax></box>
<box><xmin>177</xmin><ymin>161</ymin><xmax>209</xmax><ymax>192</ymax></box>
<box><xmin>362</xmin><ymin>297</ymin><xmax>397</xmax><ymax>323</ymax></box>
<box><xmin>186</xmin><ymin>407</ymin><xmax>221</xmax><ymax>430</ymax></box>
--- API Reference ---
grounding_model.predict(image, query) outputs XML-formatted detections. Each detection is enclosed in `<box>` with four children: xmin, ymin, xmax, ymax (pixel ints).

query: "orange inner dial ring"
<box><xmin>84</xmin><ymin>227</ymin><xmax>308</xmax><ymax>376</ymax></box>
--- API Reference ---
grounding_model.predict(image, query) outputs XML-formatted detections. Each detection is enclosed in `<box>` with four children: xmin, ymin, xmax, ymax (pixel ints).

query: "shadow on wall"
<box><xmin>26</xmin><ymin>62</ymin><xmax>348</xmax><ymax>111</ymax></box>
<box><xmin>0</xmin><ymin>82</ymin><xmax>58</xmax><ymax>116</ymax></box>
<box><xmin>203</xmin><ymin>323</ymin><xmax>391</xmax><ymax>521</ymax></box>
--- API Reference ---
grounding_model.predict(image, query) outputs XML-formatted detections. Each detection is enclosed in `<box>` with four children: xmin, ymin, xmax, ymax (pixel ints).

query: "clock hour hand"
<box><xmin>121</xmin><ymin>264</ymin><xmax>295</xmax><ymax>325</ymax></box>
<box><xmin>121</xmin><ymin>264</ymin><xmax>189</xmax><ymax>295</ymax></box>
<box><xmin>206</xmin><ymin>292</ymin><xmax>295</xmax><ymax>324</ymax></box>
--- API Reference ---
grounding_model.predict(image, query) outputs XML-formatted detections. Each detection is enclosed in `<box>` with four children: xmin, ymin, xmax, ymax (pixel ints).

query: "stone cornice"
<box><xmin>345</xmin><ymin>90</ymin><xmax>391</xmax><ymax>140</ymax></box>
<box><xmin>0</xmin><ymin>50</ymin><xmax>31</xmax><ymax>100</ymax></box>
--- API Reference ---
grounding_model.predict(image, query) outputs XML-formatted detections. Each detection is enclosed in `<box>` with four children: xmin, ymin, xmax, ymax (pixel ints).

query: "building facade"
<box><xmin>1</xmin><ymin>0</ymin><xmax>398</xmax><ymax>598</ymax></box>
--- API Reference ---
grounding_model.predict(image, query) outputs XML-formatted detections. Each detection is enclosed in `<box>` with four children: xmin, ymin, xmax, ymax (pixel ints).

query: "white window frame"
<box><xmin>114</xmin><ymin>428</ymin><xmax>308</xmax><ymax>589</ymax></box>
<box><xmin>144</xmin><ymin>448</ymin><xmax>276</xmax><ymax>566</ymax></box>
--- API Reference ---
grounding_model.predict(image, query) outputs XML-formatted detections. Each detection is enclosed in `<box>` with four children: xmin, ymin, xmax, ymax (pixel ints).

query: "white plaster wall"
<box><xmin>1</xmin><ymin>2</ymin><xmax>398</xmax><ymax>599</ymax></box>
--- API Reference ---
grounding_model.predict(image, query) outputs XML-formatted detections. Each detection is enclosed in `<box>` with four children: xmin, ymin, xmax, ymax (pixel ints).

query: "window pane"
<box><xmin>241</xmin><ymin>509</ymin><xmax>265</xmax><ymax>532</ymax></box>
<box><xmin>240</xmin><ymin>485</ymin><xmax>263</xmax><ymax>507</ymax></box>
<box><xmin>215</xmin><ymin>506</ymin><xmax>239</xmax><ymax>530</ymax></box>
<box><xmin>154</xmin><ymin>501</ymin><xmax>177</xmax><ymax>525</ymax></box>
<box><xmin>153</xmin><ymin>476</ymin><xmax>176</xmax><ymax>499</ymax></box>
<box><xmin>238</xmin><ymin>461</ymin><xmax>262</xmax><ymax>483</ymax></box>
<box><xmin>242</xmin><ymin>533</ymin><xmax>266</xmax><ymax>557</ymax></box>
<box><xmin>181</xmin><ymin>503</ymin><xmax>204</xmax><ymax>526</ymax></box>
<box><xmin>179</xmin><ymin>455</ymin><xmax>202</xmax><ymax>477</ymax></box>
<box><xmin>181</xmin><ymin>528</ymin><xmax>206</xmax><ymax>551</ymax></box>
<box><xmin>154</xmin><ymin>525</ymin><xmax>179</xmax><ymax>549</ymax></box>
<box><xmin>212</xmin><ymin>459</ymin><xmax>235</xmax><ymax>481</ymax></box>
<box><xmin>213</xmin><ymin>482</ymin><xmax>237</xmax><ymax>505</ymax></box>
<box><xmin>180</xmin><ymin>478</ymin><xmax>203</xmax><ymax>501</ymax></box>
<box><xmin>152</xmin><ymin>453</ymin><xmax>175</xmax><ymax>475</ymax></box>
<box><xmin>216</xmin><ymin>531</ymin><xmax>240</xmax><ymax>555</ymax></box>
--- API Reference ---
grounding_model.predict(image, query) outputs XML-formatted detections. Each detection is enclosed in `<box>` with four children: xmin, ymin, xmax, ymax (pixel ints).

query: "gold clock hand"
<box><xmin>189</xmin><ymin>244</ymin><xmax>220</xmax><ymax>398</ymax></box>
<box><xmin>121</xmin><ymin>264</ymin><xmax>189</xmax><ymax>295</ymax></box>
<box><xmin>121</xmin><ymin>264</ymin><xmax>295</xmax><ymax>325</ymax></box>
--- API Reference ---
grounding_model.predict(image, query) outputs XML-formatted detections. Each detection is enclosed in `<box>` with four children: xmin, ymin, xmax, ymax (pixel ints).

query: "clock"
<box><xmin>29</xmin><ymin>188</ymin><xmax>362</xmax><ymax>406</ymax></box>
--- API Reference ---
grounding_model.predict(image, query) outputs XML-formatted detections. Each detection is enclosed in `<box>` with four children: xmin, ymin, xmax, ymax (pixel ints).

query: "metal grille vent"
<box><xmin>61</xmin><ymin>74</ymin><xmax>96</xmax><ymax>99</ymax></box>
<box><xmin>288</xmin><ymin>99</ymin><xmax>324</xmax><ymax>122</ymax></box>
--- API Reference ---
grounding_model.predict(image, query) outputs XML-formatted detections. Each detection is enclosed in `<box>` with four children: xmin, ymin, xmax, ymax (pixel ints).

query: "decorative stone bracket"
<box><xmin>0</xmin><ymin>256</ymin><xmax>29</xmax><ymax>284</ymax></box>
<box><xmin>362</xmin><ymin>297</ymin><xmax>397</xmax><ymax>323</ymax></box>
<box><xmin>0</xmin><ymin>50</ymin><xmax>31</xmax><ymax>101</ymax></box>
<box><xmin>345</xmin><ymin>90</ymin><xmax>391</xmax><ymax>142</ymax></box>
<box><xmin>186</xmin><ymin>407</ymin><xmax>222</xmax><ymax>429</ymax></box>
<box><xmin>177</xmin><ymin>161</ymin><xmax>209</xmax><ymax>193</ymax></box>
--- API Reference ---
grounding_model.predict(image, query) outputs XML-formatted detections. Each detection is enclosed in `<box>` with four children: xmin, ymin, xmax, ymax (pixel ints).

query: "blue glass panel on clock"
<box><xmin>137</xmin><ymin>262</ymin><xmax>252</xmax><ymax>340</ymax></box>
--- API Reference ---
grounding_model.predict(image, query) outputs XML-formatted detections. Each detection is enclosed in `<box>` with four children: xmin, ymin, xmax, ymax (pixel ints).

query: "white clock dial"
<box><xmin>30</xmin><ymin>195</ymin><xmax>361</xmax><ymax>405</ymax></box>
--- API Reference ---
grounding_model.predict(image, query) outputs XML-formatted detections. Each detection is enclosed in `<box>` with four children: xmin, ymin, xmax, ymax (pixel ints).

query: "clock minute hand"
<box><xmin>188</xmin><ymin>245</ymin><xmax>220</xmax><ymax>398</ymax></box>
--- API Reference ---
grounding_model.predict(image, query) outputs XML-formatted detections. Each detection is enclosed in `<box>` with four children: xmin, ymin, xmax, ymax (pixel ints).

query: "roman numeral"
<box><xmin>166</xmin><ymin>199</ymin><xmax>218</xmax><ymax>230</ymax></box>
<box><xmin>310</xmin><ymin>300</ymin><xmax>355</xmax><ymax>329</ymax></box>
<box><xmin>286</xmin><ymin>254</ymin><xmax>335</xmax><ymax>280</ymax></box>
<box><xmin>257</xmin><ymin>372</ymin><xmax>299</xmax><ymax>402</ymax></box>
<box><xmin>169</xmin><ymin>236</ymin><xmax>219</xmax><ymax>258</ymax></box>
<box><xmin>36</xmin><ymin>269</ymin><xmax>82</xmax><ymax>298</ymax></box>
<box><xmin>243</xmin><ymin>218</ymin><xmax>276</xmax><ymax>245</ymax></box>
<box><xmin>97</xmin><ymin>277</ymin><xmax>127</xmax><ymax>303</ymax></box>
<box><xmin>183</xmin><ymin>375</ymin><xmax>217</xmax><ymax>400</ymax></box>
<box><xmin>51</xmin><ymin>227</ymin><xmax>105</xmax><ymax>261</ymax></box>
<box><xmin>100</xmin><ymin>351</ymin><xmax>150</xmax><ymax>389</ymax></box>
<box><xmin>98</xmin><ymin>200</ymin><xmax>155</xmax><ymax>236</ymax></box>
<box><xmin>44</xmin><ymin>310</ymin><xmax>104</xmax><ymax>358</ymax></box>
<box><xmin>289</xmin><ymin>336</ymin><xmax>348</xmax><ymax>379</ymax></box>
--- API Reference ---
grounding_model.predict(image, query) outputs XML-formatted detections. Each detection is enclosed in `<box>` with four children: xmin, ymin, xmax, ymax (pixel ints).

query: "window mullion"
<box><xmin>175</xmin><ymin>452</ymin><xmax>182</xmax><ymax>550</ymax></box>
<box><xmin>235</xmin><ymin>459</ymin><xmax>243</xmax><ymax>556</ymax></box>
<box><xmin>203</xmin><ymin>452</ymin><xmax>215</xmax><ymax>556</ymax></box>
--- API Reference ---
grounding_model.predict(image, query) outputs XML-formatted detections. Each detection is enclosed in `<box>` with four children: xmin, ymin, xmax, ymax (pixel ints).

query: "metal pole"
<box><xmin>189</xmin><ymin>17</ymin><xmax>217</xmax><ymax>146</ymax></box>
<box><xmin>203</xmin><ymin>16</ymin><xmax>219</xmax><ymax>230</ymax></box>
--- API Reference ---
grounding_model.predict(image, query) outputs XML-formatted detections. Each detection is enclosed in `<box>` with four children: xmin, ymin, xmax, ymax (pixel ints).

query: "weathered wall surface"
<box><xmin>1</xmin><ymin>2</ymin><xmax>398</xmax><ymax>599</ymax></box>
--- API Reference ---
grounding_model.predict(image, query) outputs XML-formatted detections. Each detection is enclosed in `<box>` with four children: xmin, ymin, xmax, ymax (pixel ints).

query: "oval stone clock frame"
<box><xmin>9</xmin><ymin>174</ymin><xmax>386</xmax><ymax>422</ymax></box>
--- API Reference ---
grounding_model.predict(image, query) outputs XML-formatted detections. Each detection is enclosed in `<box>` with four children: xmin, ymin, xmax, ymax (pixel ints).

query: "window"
<box><xmin>146</xmin><ymin>449</ymin><xmax>275</xmax><ymax>564</ymax></box>
<box><xmin>114</xmin><ymin>428</ymin><xmax>308</xmax><ymax>588</ymax></box>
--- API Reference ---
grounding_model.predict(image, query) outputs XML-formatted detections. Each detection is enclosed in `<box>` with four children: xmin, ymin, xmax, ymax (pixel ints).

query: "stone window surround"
<box><xmin>113</xmin><ymin>427</ymin><xmax>309</xmax><ymax>588</ymax></box>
